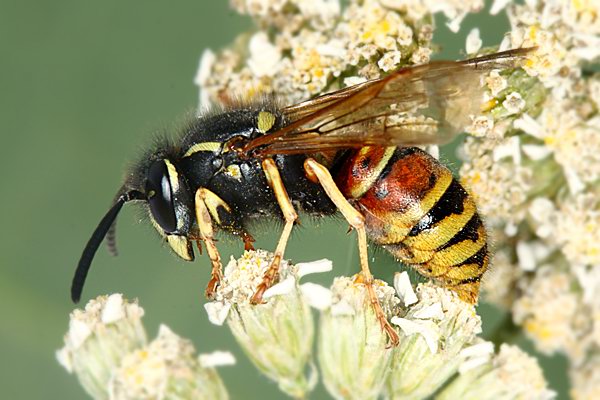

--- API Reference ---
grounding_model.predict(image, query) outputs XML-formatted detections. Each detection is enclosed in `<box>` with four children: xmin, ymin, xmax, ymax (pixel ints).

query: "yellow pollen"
<box><xmin>528</xmin><ymin>26</ymin><xmax>538</xmax><ymax>40</ymax></box>
<box><xmin>481</xmin><ymin>98</ymin><xmax>498</xmax><ymax>112</ymax></box>
<box><xmin>544</xmin><ymin>136</ymin><xmax>556</xmax><ymax>146</ymax></box>
<box><xmin>380</xmin><ymin>19</ymin><xmax>391</xmax><ymax>34</ymax></box>
<box><xmin>525</xmin><ymin>320</ymin><xmax>553</xmax><ymax>340</ymax></box>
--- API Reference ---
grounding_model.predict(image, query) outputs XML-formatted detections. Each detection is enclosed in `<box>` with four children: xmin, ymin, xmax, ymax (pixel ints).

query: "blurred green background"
<box><xmin>0</xmin><ymin>1</ymin><xmax>568</xmax><ymax>399</ymax></box>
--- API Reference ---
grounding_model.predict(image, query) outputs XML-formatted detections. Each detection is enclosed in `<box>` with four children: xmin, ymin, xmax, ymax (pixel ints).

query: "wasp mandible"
<box><xmin>72</xmin><ymin>48</ymin><xmax>533</xmax><ymax>345</ymax></box>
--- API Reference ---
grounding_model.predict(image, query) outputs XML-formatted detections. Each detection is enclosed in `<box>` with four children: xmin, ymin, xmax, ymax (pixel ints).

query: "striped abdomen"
<box><xmin>335</xmin><ymin>146</ymin><xmax>488</xmax><ymax>303</ymax></box>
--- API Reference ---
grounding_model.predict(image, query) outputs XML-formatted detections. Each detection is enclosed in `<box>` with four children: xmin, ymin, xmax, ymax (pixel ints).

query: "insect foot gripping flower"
<box><xmin>204</xmin><ymin>250</ymin><xmax>331</xmax><ymax>398</ymax></box>
<box><xmin>318</xmin><ymin>274</ymin><xmax>400</xmax><ymax>399</ymax></box>
<box><xmin>56</xmin><ymin>294</ymin><xmax>147</xmax><ymax>400</ymax></box>
<box><xmin>109</xmin><ymin>325</ymin><xmax>232</xmax><ymax>400</ymax></box>
<box><xmin>386</xmin><ymin>281</ymin><xmax>482</xmax><ymax>400</ymax></box>
<box><xmin>437</xmin><ymin>343</ymin><xmax>555</xmax><ymax>400</ymax></box>
<box><xmin>318</xmin><ymin>275</ymin><xmax>401</xmax><ymax>400</ymax></box>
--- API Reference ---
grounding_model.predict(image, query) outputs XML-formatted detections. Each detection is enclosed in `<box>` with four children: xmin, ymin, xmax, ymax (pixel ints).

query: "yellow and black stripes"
<box><xmin>337</xmin><ymin>146</ymin><xmax>488</xmax><ymax>304</ymax></box>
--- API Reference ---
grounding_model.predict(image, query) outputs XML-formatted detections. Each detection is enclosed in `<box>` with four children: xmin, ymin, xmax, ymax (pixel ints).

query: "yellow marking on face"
<box><xmin>199</xmin><ymin>188</ymin><xmax>231</xmax><ymax>225</ymax></box>
<box><xmin>257</xmin><ymin>111</ymin><xmax>276</xmax><ymax>133</ymax></box>
<box><xmin>183</xmin><ymin>142</ymin><xmax>222</xmax><ymax>157</ymax></box>
<box><xmin>167</xmin><ymin>235</ymin><xmax>194</xmax><ymax>261</ymax></box>
<box><xmin>349</xmin><ymin>146</ymin><xmax>396</xmax><ymax>199</ymax></box>
<box><xmin>403</xmin><ymin>198</ymin><xmax>477</xmax><ymax>251</ymax></box>
<box><xmin>225</xmin><ymin>164</ymin><xmax>242</xmax><ymax>181</ymax></box>
<box><xmin>163</xmin><ymin>159</ymin><xmax>179</xmax><ymax>192</ymax></box>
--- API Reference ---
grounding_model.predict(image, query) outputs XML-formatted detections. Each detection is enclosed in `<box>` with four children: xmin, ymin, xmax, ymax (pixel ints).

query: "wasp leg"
<box><xmin>241</xmin><ymin>230</ymin><xmax>256</xmax><ymax>251</ymax></box>
<box><xmin>304</xmin><ymin>158</ymin><xmax>400</xmax><ymax>347</ymax></box>
<box><xmin>250</xmin><ymin>158</ymin><xmax>299</xmax><ymax>305</ymax></box>
<box><xmin>195</xmin><ymin>188</ymin><xmax>225</xmax><ymax>300</ymax></box>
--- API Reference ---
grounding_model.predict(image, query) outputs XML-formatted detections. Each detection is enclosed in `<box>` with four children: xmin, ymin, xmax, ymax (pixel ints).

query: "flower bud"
<box><xmin>386</xmin><ymin>281</ymin><xmax>482</xmax><ymax>399</ymax></box>
<box><xmin>109</xmin><ymin>325</ymin><xmax>231</xmax><ymax>400</ymax></box>
<box><xmin>56</xmin><ymin>294</ymin><xmax>147</xmax><ymax>399</ymax></box>
<box><xmin>204</xmin><ymin>250</ymin><xmax>328</xmax><ymax>398</ymax></box>
<box><xmin>437</xmin><ymin>343</ymin><xmax>555</xmax><ymax>400</ymax></box>
<box><xmin>318</xmin><ymin>275</ymin><xmax>400</xmax><ymax>400</ymax></box>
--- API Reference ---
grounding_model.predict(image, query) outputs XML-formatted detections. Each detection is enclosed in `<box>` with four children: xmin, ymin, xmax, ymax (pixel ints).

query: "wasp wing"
<box><xmin>246</xmin><ymin>48</ymin><xmax>533</xmax><ymax>155</ymax></box>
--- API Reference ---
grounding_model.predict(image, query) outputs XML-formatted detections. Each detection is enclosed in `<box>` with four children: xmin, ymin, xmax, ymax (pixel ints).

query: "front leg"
<box><xmin>194</xmin><ymin>188</ymin><xmax>226</xmax><ymax>300</ymax></box>
<box><xmin>304</xmin><ymin>158</ymin><xmax>400</xmax><ymax>347</ymax></box>
<box><xmin>250</xmin><ymin>158</ymin><xmax>299</xmax><ymax>304</ymax></box>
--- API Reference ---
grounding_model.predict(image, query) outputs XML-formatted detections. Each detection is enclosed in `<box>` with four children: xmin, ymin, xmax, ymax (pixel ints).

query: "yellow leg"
<box><xmin>195</xmin><ymin>188</ymin><xmax>224</xmax><ymax>300</ymax></box>
<box><xmin>304</xmin><ymin>158</ymin><xmax>400</xmax><ymax>346</ymax></box>
<box><xmin>251</xmin><ymin>158</ymin><xmax>298</xmax><ymax>304</ymax></box>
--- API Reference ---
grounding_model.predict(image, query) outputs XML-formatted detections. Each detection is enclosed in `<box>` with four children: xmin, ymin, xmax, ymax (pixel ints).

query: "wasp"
<box><xmin>72</xmin><ymin>48</ymin><xmax>533</xmax><ymax>345</ymax></box>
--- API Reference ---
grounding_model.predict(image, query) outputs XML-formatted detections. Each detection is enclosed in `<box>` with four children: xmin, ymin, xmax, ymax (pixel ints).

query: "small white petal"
<box><xmin>101</xmin><ymin>293</ymin><xmax>125</xmax><ymax>324</ymax></box>
<box><xmin>412</xmin><ymin>303</ymin><xmax>444</xmax><ymax>320</ymax></box>
<box><xmin>493</xmin><ymin>136</ymin><xmax>521</xmax><ymax>165</ymax></box>
<box><xmin>194</xmin><ymin>48</ymin><xmax>215</xmax><ymax>86</ymax></box>
<box><xmin>297</xmin><ymin>259</ymin><xmax>333</xmax><ymax>277</ymax></box>
<box><xmin>498</xmin><ymin>36</ymin><xmax>511</xmax><ymax>52</ymax></box>
<box><xmin>331</xmin><ymin>300</ymin><xmax>356</xmax><ymax>316</ymax></box>
<box><xmin>198</xmin><ymin>351</ymin><xmax>236</xmax><ymax>368</ymax></box>
<box><xmin>490</xmin><ymin>0</ymin><xmax>511</xmax><ymax>15</ymax></box>
<box><xmin>391</xmin><ymin>317</ymin><xmax>439</xmax><ymax>353</ymax></box>
<box><xmin>522</xmin><ymin>144</ymin><xmax>552</xmax><ymax>160</ymax></box>
<box><xmin>426</xmin><ymin>145</ymin><xmax>440</xmax><ymax>160</ymax></box>
<box><xmin>466</xmin><ymin>28</ymin><xmax>482</xmax><ymax>54</ymax></box>
<box><xmin>203</xmin><ymin>301</ymin><xmax>231</xmax><ymax>326</ymax></box>
<box><xmin>247</xmin><ymin>32</ymin><xmax>281</xmax><ymax>77</ymax></box>
<box><xmin>69</xmin><ymin>318</ymin><xmax>92</xmax><ymax>349</ymax></box>
<box><xmin>263</xmin><ymin>276</ymin><xmax>295</xmax><ymax>299</ymax></box>
<box><xmin>459</xmin><ymin>355</ymin><xmax>491</xmax><ymax>373</ymax></box>
<box><xmin>564</xmin><ymin>167</ymin><xmax>585</xmax><ymax>195</ymax></box>
<box><xmin>514</xmin><ymin>114</ymin><xmax>544</xmax><ymax>139</ymax></box>
<box><xmin>502</xmin><ymin>92</ymin><xmax>526</xmax><ymax>115</ymax></box>
<box><xmin>56</xmin><ymin>348</ymin><xmax>73</xmax><ymax>373</ymax></box>
<box><xmin>316</xmin><ymin>42</ymin><xmax>345</xmax><ymax>58</ymax></box>
<box><xmin>394</xmin><ymin>272</ymin><xmax>418</xmax><ymax>306</ymax></box>
<box><xmin>300</xmin><ymin>283</ymin><xmax>332</xmax><ymax>310</ymax></box>
<box><xmin>460</xmin><ymin>341</ymin><xmax>494</xmax><ymax>358</ymax></box>
<box><xmin>343</xmin><ymin>76</ymin><xmax>367</xmax><ymax>87</ymax></box>
<box><xmin>446</xmin><ymin>13</ymin><xmax>467</xmax><ymax>33</ymax></box>
<box><xmin>504</xmin><ymin>222</ymin><xmax>518</xmax><ymax>236</ymax></box>
<box><xmin>516</xmin><ymin>241</ymin><xmax>537</xmax><ymax>271</ymax></box>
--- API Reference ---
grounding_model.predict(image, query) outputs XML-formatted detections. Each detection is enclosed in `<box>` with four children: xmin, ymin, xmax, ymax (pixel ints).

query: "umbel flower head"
<box><xmin>56</xmin><ymin>294</ymin><xmax>147</xmax><ymax>399</ymax></box>
<box><xmin>204</xmin><ymin>250</ymin><xmax>332</xmax><ymax>398</ymax></box>
<box><xmin>317</xmin><ymin>274</ymin><xmax>400</xmax><ymax>400</ymax></box>
<box><xmin>109</xmin><ymin>325</ymin><xmax>231</xmax><ymax>400</ymax></box>
<box><xmin>386</xmin><ymin>280</ymin><xmax>483</xmax><ymax>399</ymax></box>
<box><xmin>437</xmin><ymin>343</ymin><xmax>556</xmax><ymax>400</ymax></box>
<box><xmin>57</xmin><ymin>294</ymin><xmax>233</xmax><ymax>400</ymax></box>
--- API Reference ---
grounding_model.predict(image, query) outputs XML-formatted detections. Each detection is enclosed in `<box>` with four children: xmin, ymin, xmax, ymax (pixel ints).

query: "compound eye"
<box><xmin>146</xmin><ymin>161</ymin><xmax>177</xmax><ymax>233</ymax></box>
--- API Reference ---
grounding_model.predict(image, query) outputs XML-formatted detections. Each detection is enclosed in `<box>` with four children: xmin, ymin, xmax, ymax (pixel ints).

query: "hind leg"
<box><xmin>304</xmin><ymin>158</ymin><xmax>400</xmax><ymax>346</ymax></box>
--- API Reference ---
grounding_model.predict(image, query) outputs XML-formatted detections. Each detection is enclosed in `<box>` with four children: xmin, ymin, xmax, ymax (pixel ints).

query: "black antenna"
<box><xmin>71</xmin><ymin>190</ymin><xmax>144</xmax><ymax>303</ymax></box>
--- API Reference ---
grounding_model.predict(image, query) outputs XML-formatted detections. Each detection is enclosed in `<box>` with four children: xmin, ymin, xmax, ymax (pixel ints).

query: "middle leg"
<box><xmin>250</xmin><ymin>158</ymin><xmax>299</xmax><ymax>304</ymax></box>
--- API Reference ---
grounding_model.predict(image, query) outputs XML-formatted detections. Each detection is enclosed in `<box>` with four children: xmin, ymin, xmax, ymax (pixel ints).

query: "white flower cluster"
<box><xmin>455</xmin><ymin>1</ymin><xmax>600</xmax><ymax>397</ymax></box>
<box><xmin>203</xmin><ymin>251</ymin><xmax>553</xmax><ymax>399</ymax></box>
<box><xmin>197</xmin><ymin>0</ymin><xmax>437</xmax><ymax>110</ymax></box>
<box><xmin>57</xmin><ymin>294</ymin><xmax>233</xmax><ymax>400</ymax></box>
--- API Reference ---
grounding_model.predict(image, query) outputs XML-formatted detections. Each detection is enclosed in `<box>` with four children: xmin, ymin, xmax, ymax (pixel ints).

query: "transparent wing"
<box><xmin>244</xmin><ymin>48</ymin><xmax>534</xmax><ymax>155</ymax></box>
